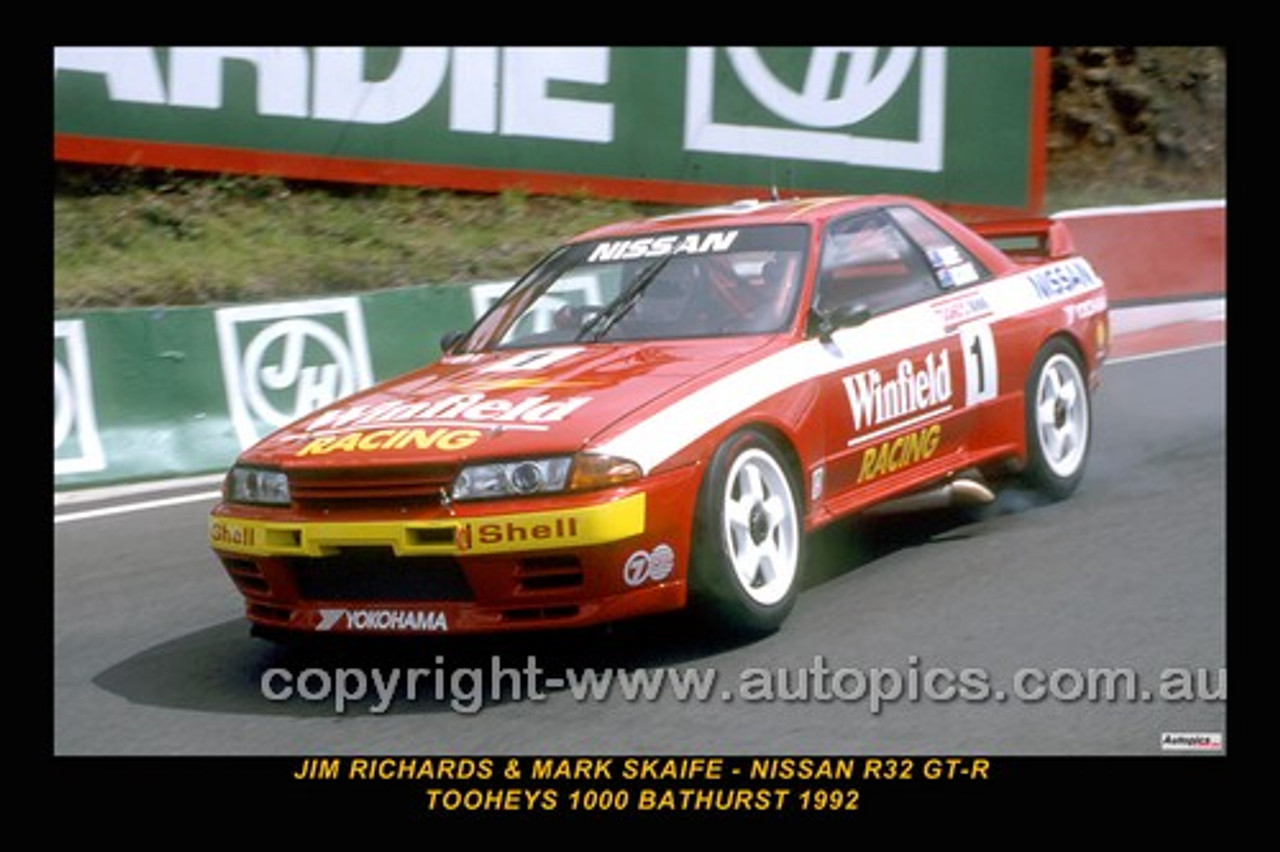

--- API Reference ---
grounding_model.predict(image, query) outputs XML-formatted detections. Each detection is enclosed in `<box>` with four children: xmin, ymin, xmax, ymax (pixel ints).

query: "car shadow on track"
<box><xmin>91</xmin><ymin>615</ymin><xmax>756</xmax><ymax>718</ymax></box>
<box><xmin>801</xmin><ymin>484</ymin><xmax>1058</xmax><ymax>589</ymax></box>
<box><xmin>92</xmin><ymin>487</ymin><xmax>1053</xmax><ymax>719</ymax></box>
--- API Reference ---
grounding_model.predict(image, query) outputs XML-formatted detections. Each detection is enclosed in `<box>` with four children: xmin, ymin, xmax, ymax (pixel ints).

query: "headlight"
<box><xmin>451</xmin><ymin>457</ymin><xmax>572</xmax><ymax>502</ymax></box>
<box><xmin>224</xmin><ymin>466</ymin><xmax>291</xmax><ymax>506</ymax></box>
<box><xmin>450</xmin><ymin>454</ymin><xmax>641</xmax><ymax>502</ymax></box>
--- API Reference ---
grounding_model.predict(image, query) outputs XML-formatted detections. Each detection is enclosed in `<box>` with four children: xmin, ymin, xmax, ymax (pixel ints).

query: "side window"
<box><xmin>817</xmin><ymin>210</ymin><xmax>939</xmax><ymax>316</ymax></box>
<box><xmin>887</xmin><ymin>206</ymin><xmax>991</xmax><ymax>289</ymax></box>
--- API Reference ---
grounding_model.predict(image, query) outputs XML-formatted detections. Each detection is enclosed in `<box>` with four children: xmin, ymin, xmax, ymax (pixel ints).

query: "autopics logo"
<box><xmin>1160</xmin><ymin>732</ymin><xmax>1224</xmax><ymax>753</ymax></box>
<box><xmin>215</xmin><ymin>298</ymin><xmax>374</xmax><ymax>448</ymax></box>
<box><xmin>684</xmin><ymin>47</ymin><xmax>946</xmax><ymax>172</ymax></box>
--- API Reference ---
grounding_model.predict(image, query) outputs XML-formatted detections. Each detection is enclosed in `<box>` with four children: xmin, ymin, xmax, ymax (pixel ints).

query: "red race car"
<box><xmin>209</xmin><ymin>195</ymin><xmax>1109</xmax><ymax>638</ymax></box>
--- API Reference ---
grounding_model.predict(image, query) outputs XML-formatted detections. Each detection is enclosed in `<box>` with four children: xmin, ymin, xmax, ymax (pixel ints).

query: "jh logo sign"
<box><xmin>215</xmin><ymin>298</ymin><xmax>374</xmax><ymax>448</ymax></box>
<box><xmin>684</xmin><ymin>47</ymin><xmax>946</xmax><ymax>172</ymax></box>
<box><xmin>54</xmin><ymin>320</ymin><xmax>105</xmax><ymax>475</ymax></box>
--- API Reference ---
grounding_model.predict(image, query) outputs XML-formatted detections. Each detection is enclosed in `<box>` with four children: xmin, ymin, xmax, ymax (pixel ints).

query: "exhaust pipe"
<box><xmin>863</xmin><ymin>476</ymin><xmax>996</xmax><ymax>517</ymax></box>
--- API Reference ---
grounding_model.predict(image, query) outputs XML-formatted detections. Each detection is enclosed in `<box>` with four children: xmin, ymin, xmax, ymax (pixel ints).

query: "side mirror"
<box><xmin>809</xmin><ymin>302</ymin><xmax>871</xmax><ymax>341</ymax></box>
<box><xmin>439</xmin><ymin>329</ymin><xmax>466</xmax><ymax>354</ymax></box>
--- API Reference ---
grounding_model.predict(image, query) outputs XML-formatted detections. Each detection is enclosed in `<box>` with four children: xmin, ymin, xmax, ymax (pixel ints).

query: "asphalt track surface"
<box><xmin>53</xmin><ymin>304</ymin><xmax>1226</xmax><ymax>758</ymax></box>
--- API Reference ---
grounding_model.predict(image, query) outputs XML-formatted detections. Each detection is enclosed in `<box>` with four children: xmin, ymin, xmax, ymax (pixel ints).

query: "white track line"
<box><xmin>1107</xmin><ymin>339</ymin><xmax>1225</xmax><ymax>365</ymax></box>
<box><xmin>54</xmin><ymin>489</ymin><xmax>223</xmax><ymax>524</ymax></box>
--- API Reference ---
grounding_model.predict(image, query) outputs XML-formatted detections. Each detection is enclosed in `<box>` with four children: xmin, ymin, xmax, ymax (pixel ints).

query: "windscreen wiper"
<box><xmin>578</xmin><ymin>255</ymin><xmax>673</xmax><ymax>342</ymax></box>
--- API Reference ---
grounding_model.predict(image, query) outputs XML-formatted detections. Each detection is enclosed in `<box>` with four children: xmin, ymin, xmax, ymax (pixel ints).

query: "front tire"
<box><xmin>1022</xmin><ymin>339</ymin><xmax>1091</xmax><ymax>500</ymax></box>
<box><xmin>690</xmin><ymin>430</ymin><xmax>802</xmax><ymax>635</ymax></box>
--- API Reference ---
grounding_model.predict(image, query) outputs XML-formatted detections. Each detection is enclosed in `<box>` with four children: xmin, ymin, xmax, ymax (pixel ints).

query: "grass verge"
<box><xmin>53</xmin><ymin>164</ymin><xmax>1223</xmax><ymax>312</ymax></box>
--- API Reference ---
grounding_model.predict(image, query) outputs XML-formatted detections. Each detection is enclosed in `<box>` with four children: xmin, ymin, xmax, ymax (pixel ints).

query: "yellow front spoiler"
<box><xmin>210</xmin><ymin>493</ymin><xmax>646</xmax><ymax>558</ymax></box>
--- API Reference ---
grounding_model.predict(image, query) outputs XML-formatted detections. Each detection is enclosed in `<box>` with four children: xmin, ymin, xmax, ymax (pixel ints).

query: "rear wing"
<box><xmin>969</xmin><ymin>217</ymin><xmax>1076</xmax><ymax>263</ymax></box>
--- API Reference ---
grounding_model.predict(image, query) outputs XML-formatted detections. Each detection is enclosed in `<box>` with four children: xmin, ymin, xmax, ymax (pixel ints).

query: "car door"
<box><xmin>809</xmin><ymin>207</ymin><xmax>995</xmax><ymax>515</ymax></box>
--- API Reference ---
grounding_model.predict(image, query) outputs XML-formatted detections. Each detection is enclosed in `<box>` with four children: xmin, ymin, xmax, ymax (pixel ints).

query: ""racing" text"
<box><xmin>857</xmin><ymin>424</ymin><xmax>942</xmax><ymax>483</ymax></box>
<box><xmin>295</xmin><ymin>426</ymin><xmax>481</xmax><ymax>456</ymax></box>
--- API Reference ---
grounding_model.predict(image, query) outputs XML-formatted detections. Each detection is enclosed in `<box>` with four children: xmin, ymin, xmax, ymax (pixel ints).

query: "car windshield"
<box><xmin>457</xmin><ymin>224</ymin><xmax>810</xmax><ymax>351</ymax></box>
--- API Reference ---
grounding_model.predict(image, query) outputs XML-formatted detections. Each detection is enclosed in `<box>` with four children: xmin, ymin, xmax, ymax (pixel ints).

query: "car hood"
<box><xmin>239</xmin><ymin>338</ymin><xmax>775</xmax><ymax>470</ymax></box>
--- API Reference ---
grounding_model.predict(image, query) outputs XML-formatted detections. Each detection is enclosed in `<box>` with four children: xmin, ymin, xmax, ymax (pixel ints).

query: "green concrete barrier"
<box><xmin>55</xmin><ymin>280</ymin><xmax>483</xmax><ymax>490</ymax></box>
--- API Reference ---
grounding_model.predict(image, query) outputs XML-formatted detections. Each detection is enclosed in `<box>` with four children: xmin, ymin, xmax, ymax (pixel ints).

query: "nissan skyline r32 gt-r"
<box><xmin>209</xmin><ymin>194</ymin><xmax>1109</xmax><ymax>639</ymax></box>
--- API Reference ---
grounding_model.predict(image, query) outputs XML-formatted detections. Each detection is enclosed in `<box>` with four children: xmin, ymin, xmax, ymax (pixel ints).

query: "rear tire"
<box><xmin>1022</xmin><ymin>339</ymin><xmax>1091</xmax><ymax>500</ymax></box>
<box><xmin>690</xmin><ymin>430</ymin><xmax>802</xmax><ymax>636</ymax></box>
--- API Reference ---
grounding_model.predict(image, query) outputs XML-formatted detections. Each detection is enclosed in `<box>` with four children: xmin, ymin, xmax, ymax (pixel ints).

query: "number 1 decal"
<box><xmin>481</xmin><ymin>347</ymin><xmax>583</xmax><ymax>373</ymax></box>
<box><xmin>960</xmin><ymin>324</ymin><xmax>997</xmax><ymax>406</ymax></box>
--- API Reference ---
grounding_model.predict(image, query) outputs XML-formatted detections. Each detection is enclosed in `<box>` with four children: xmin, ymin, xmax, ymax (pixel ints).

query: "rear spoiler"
<box><xmin>969</xmin><ymin>217</ymin><xmax>1076</xmax><ymax>262</ymax></box>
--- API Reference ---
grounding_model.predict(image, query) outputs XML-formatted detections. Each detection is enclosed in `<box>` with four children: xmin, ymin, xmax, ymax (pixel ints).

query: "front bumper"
<box><xmin>210</xmin><ymin>468</ymin><xmax>701</xmax><ymax>635</ymax></box>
